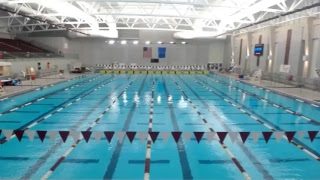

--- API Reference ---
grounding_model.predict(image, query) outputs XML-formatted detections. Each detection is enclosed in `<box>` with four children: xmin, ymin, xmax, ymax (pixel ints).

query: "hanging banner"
<box><xmin>158</xmin><ymin>47</ymin><xmax>166</xmax><ymax>58</ymax></box>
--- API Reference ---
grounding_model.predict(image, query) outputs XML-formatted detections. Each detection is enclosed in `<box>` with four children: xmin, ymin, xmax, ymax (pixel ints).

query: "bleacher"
<box><xmin>0</xmin><ymin>38</ymin><xmax>50</xmax><ymax>53</ymax></box>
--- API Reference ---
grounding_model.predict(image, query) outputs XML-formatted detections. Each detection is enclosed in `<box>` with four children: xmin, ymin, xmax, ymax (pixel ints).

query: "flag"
<box><xmin>143</xmin><ymin>47</ymin><xmax>152</xmax><ymax>58</ymax></box>
<box><xmin>158</xmin><ymin>47</ymin><xmax>166</xmax><ymax>58</ymax></box>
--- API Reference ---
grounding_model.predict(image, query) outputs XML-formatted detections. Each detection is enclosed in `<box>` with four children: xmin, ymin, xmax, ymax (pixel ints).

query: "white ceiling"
<box><xmin>0</xmin><ymin>0</ymin><xmax>318</xmax><ymax>38</ymax></box>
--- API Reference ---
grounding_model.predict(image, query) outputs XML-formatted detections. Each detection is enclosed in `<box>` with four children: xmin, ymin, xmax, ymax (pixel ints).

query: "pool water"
<box><xmin>0</xmin><ymin>73</ymin><xmax>319</xmax><ymax>179</ymax></box>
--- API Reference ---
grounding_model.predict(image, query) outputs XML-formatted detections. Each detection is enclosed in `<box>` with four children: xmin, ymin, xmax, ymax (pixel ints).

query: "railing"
<box><xmin>260</xmin><ymin>72</ymin><xmax>320</xmax><ymax>91</ymax></box>
<box><xmin>0</xmin><ymin>51</ymin><xmax>63</xmax><ymax>59</ymax></box>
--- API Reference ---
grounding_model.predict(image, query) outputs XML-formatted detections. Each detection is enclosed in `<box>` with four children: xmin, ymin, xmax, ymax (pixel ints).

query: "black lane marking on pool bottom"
<box><xmin>40</xmin><ymin>122</ymin><xmax>74</xmax><ymax>125</ymax></box>
<box><xmin>0</xmin><ymin>121</ymin><xmax>21</xmax><ymax>124</ymax></box>
<box><xmin>227</xmin><ymin>123</ymin><xmax>260</xmax><ymax>126</ymax></box>
<box><xmin>0</xmin><ymin>75</ymin><xmax>116</xmax><ymax>145</ymax></box>
<box><xmin>185</xmin><ymin>123</ymin><xmax>205</xmax><ymax>125</ymax></box>
<box><xmin>198</xmin><ymin>160</ymin><xmax>233</xmax><ymax>164</ymax></box>
<box><xmin>103</xmin><ymin>75</ymin><xmax>147</xmax><ymax>180</ymax></box>
<box><xmin>269</xmin><ymin>158</ymin><xmax>310</xmax><ymax>163</ymax></box>
<box><xmin>98</xmin><ymin>122</ymin><xmax>118</xmax><ymax>125</ymax></box>
<box><xmin>162</xmin><ymin>75</ymin><xmax>193</xmax><ymax>180</ymax></box>
<box><xmin>13</xmin><ymin>111</ymin><xmax>40</xmax><ymax>113</ymax></box>
<box><xmin>196</xmin><ymin>76</ymin><xmax>320</xmax><ymax>161</ymax></box>
<box><xmin>177</xmin><ymin>75</ymin><xmax>273</xmax><ymax>180</ymax></box>
<box><xmin>129</xmin><ymin>160</ymin><xmax>170</xmax><ymax>164</ymax></box>
<box><xmin>63</xmin><ymin>159</ymin><xmax>99</xmax><ymax>164</ymax></box>
<box><xmin>21</xmin><ymin>77</ymin><xmax>130</xmax><ymax>179</ymax></box>
<box><xmin>207</xmin><ymin>75</ymin><xmax>320</xmax><ymax>125</ymax></box>
<box><xmin>281</xmin><ymin>122</ymin><xmax>313</xmax><ymax>125</ymax></box>
<box><xmin>263</xmin><ymin>113</ymin><xmax>291</xmax><ymax>114</ymax></box>
<box><xmin>28</xmin><ymin>104</ymin><xmax>55</xmax><ymax>106</ymax></box>
<box><xmin>0</xmin><ymin>74</ymin><xmax>99</xmax><ymax>115</ymax></box>
<box><xmin>0</xmin><ymin>156</ymin><xmax>30</xmax><ymax>161</ymax></box>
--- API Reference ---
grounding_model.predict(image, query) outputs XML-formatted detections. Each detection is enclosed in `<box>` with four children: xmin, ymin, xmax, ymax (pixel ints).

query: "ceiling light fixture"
<box><xmin>109</xmin><ymin>40</ymin><xmax>115</xmax><ymax>44</ymax></box>
<box><xmin>181</xmin><ymin>42</ymin><xmax>187</xmax><ymax>44</ymax></box>
<box><xmin>145</xmin><ymin>41</ymin><xmax>151</xmax><ymax>44</ymax></box>
<box><xmin>157</xmin><ymin>41</ymin><xmax>162</xmax><ymax>44</ymax></box>
<box><xmin>133</xmin><ymin>40</ymin><xmax>139</xmax><ymax>44</ymax></box>
<box><xmin>121</xmin><ymin>40</ymin><xmax>127</xmax><ymax>44</ymax></box>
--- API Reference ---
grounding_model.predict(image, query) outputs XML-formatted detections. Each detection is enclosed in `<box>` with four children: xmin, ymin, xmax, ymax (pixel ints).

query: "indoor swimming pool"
<box><xmin>0</xmin><ymin>73</ymin><xmax>319</xmax><ymax>179</ymax></box>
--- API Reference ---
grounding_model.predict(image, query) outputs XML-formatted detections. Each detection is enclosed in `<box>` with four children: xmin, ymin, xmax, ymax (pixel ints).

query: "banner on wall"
<box><xmin>158</xmin><ymin>47</ymin><xmax>166</xmax><ymax>58</ymax></box>
<box><xmin>143</xmin><ymin>47</ymin><xmax>152</xmax><ymax>58</ymax></box>
<box><xmin>280</xmin><ymin>64</ymin><xmax>290</xmax><ymax>73</ymax></box>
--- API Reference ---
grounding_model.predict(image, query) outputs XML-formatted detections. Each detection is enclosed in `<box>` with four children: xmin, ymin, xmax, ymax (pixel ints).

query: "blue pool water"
<box><xmin>0</xmin><ymin>73</ymin><xmax>319</xmax><ymax>179</ymax></box>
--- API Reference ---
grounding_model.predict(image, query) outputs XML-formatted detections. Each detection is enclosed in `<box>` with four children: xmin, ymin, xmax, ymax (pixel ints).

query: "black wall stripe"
<box><xmin>284</xmin><ymin>29</ymin><xmax>292</xmax><ymax>65</ymax></box>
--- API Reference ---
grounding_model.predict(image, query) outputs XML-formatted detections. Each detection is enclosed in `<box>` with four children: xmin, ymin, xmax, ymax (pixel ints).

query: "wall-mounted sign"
<box><xmin>254</xmin><ymin>44</ymin><xmax>264</xmax><ymax>56</ymax></box>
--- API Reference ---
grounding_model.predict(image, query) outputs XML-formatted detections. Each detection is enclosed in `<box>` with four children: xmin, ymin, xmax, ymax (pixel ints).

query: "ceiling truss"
<box><xmin>0</xmin><ymin>0</ymin><xmax>317</xmax><ymax>36</ymax></box>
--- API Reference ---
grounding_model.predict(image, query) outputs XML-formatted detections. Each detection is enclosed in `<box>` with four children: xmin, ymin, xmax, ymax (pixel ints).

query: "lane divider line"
<box><xmin>178</xmin><ymin>75</ymin><xmax>273</xmax><ymax>179</ymax></box>
<box><xmin>205</xmin><ymin>75</ymin><xmax>320</xmax><ymax>125</ymax></box>
<box><xmin>0</xmin><ymin>76</ymin><xmax>120</xmax><ymax>145</ymax></box>
<box><xmin>144</xmin><ymin>79</ymin><xmax>155</xmax><ymax>180</ymax></box>
<box><xmin>0</xmin><ymin>74</ymin><xmax>103</xmax><ymax>116</ymax></box>
<box><xmin>195</xmin><ymin>76</ymin><xmax>320</xmax><ymax>161</ymax></box>
<box><xmin>171</xmin><ymin>77</ymin><xmax>251</xmax><ymax>180</ymax></box>
<box><xmin>212</xmin><ymin>73</ymin><xmax>320</xmax><ymax>108</ymax></box>
<box><xmin>41</xmin><ymin>77</ymin><xmax>136</xmax><ymax>180</ymax></box>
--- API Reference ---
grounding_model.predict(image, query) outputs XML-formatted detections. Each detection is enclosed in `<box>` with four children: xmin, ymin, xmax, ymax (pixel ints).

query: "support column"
<box><xmin>244</xmin><ymin>32</ymin><xmax>252</xmax><ymax>73</ymax></box>
<box><xmin>231</xmin><ymin>35</ymin><xmax>235</xmax><ymax>67</ymax></box>
<box><xmin>304</xmin><ymin>17</ymin><xmax>313</xmax><ymax>78</ymax></box>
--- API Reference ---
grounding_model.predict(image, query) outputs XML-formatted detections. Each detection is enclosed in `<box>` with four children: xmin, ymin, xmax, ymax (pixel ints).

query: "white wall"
<box><xmin>209</xmin><ymin>40</ymin><xmax>225</xmax><ymax>63</ymax></box>
<box><xmin>68</xmin><ymin>38</ymin><xmax>224</xmax><ymax>66</ymax></box>
<box><xmin>16</xmin><ymin>30</ymin><xmax>227</xmax><ymax>67</ymax></box>
<box><xmin>222</xmin><ymin>36</ymin><xmax>232</xmax><ymax>67</ymax></box>
<box><xmin>228</xmin><ymin>17</ymin><xmax>320</xmax><ymax>78</ymax></box>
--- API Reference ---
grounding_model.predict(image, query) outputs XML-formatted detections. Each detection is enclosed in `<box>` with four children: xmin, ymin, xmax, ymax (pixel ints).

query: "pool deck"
<box><xmin>0</xmin><ymin>72</ymin><xmax>89</xmax><ymax>98</ymax></box>
<box><xmin>215</xmin><ymin>72</ymin><xmax>320</xmax><ymax>105</ymax></box>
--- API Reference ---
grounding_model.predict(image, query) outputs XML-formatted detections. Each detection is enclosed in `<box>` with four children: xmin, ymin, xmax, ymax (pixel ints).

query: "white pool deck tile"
<box><xmin>216</xmin><ymin>72</ymin><xmax>320</xmax><ymax>104</ymax></box>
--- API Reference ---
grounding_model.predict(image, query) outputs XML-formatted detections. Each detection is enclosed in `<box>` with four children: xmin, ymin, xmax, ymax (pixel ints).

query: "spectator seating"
<box><xmin>0</xmin><ymin>38</ymin><xmax>50</xmax><ymax>53</ymax></box>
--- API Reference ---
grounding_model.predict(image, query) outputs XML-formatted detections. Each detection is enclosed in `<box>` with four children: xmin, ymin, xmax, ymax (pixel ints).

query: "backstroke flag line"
<box><xmin>1</xmin><ymin>130</ymin><xmax>319</xmax><ymax>143</ymax></box>
<box><xmin>158</xmin><ymin>47</ymin><xmax>166</xmax><ymax>58</ymax></box>
<box><xmin>143</xmin><ymin>47</ymin><xmax>152</xmax><ymax>58</ymax></box>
